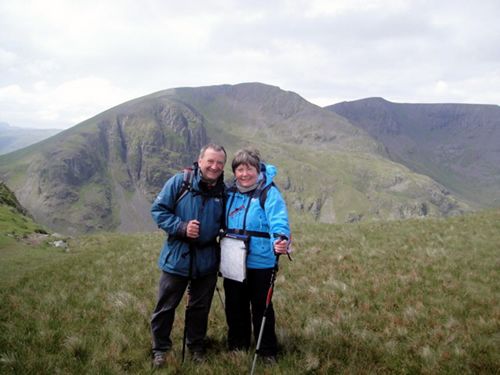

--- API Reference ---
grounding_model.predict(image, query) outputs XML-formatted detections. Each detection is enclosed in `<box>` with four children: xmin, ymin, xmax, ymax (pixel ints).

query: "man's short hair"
<box><xmin>199</xmin><ymin>143</ymin><xmax>227</xmax><ymax>162</ymax></box>
<box><xmin>231</xmin><ymin>148</ymin><xmax>261</xmax><ymax>172</ymax></box>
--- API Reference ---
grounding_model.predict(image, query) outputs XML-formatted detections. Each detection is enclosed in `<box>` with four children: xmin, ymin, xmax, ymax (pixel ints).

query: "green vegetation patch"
<box><xmin>0</xmin><ymin>205</ymin><xmax>45</xmax><ymax>238</ymax></box>
<box><xmin>1</xmin><ymin>210</ymin><xmax>499</xmax><ymax>373</ymax></box>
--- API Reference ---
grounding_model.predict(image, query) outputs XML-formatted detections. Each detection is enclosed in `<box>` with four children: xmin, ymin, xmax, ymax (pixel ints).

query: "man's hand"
<box><xmin>186</xmin><ymin>220</ymin><xmax>200</xmax><ymax>239</ymax></box>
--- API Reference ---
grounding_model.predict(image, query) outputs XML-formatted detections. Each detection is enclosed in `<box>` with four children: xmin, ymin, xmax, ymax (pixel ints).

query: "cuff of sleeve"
<box><xmin>273</xmin><ymin>234</ymin><xmax>288</xmax><ymax>241</ymax></box>
<box><xmin>177</xmin><ymin>221</ymin><xmax>188</xmax><ymax>237</ymax></box>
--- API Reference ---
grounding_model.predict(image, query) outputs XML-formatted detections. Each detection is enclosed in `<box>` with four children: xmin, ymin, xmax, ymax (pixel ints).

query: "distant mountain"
<box><xmin>0</xmin><ymin>83</ymin><xmax>469</xmax><ymax>234</ymax></box>
<box><xmin>326</xmin><ymin>98</ymin><xmax>500</xmax><ymax>208</ymax></box>
<box><xmin>0</xmin><ymin>122</ymin><xmax>61</xmax><ymax>155</ymax></box>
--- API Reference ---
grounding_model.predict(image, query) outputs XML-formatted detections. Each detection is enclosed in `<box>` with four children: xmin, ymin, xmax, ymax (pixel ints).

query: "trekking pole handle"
<box><xmin>273</xmin><ymin>235</ymin><xmax>292</xmax><ymax>261</ymax></box>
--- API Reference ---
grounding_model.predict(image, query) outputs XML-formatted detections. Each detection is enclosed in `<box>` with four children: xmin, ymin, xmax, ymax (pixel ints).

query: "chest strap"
<box><xmin>226</xmin><ymin>228</ymin><xmax>271</xmax><ymax>239</ymax></box>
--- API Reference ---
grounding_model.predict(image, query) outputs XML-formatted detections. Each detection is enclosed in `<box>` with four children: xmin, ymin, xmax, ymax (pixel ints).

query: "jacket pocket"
<box><xmin>162</xmin><ymin>241</ymin><xmax>191</xmax><ymax>276</ymax></box>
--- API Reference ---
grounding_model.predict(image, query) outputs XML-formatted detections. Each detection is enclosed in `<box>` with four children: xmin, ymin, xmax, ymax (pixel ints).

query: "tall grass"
<box><xmin>1</xmin><ymin>210</ymin><xmax>499</xmax><ymax>374</ymax></box>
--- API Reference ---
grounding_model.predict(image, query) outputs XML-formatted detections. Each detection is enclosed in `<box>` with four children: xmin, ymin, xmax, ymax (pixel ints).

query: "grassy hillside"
<box><xmin>1</xmin><ymin>210</ymin><xmax>498</xmax><ymax>374</ymax></box>
<box><xmin>0</xmin><ymin>181</ymin><xmax>70</xmax><ymax>285</ymax></box>
<box><xmin>0</xmin><ymin>181</ymin><xmax>46</xmax><ymax>241</ymax></box>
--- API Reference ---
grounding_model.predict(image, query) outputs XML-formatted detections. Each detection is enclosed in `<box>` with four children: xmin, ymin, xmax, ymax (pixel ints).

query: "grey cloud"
<box><xmin>1</xmin><ymin>0</ymin><xmax>499</xmax><ymax>129</ymax></box>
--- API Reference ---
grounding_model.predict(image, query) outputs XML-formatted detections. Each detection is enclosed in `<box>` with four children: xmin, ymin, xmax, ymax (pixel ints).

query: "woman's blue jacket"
<box><xmin>151</xmin><ymin>165</ymin><xmax>225</xmax><ymax>278</ymax></box>
<box><xmin>225</xmin><ymin>163</ymin><xmax>291</xmax><ymax>269</ymax></box>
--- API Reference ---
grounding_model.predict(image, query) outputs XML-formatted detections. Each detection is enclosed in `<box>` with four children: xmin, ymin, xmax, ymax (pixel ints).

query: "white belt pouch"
<box><xmin>220</xmin><ymin>233</ymin><xmax>248</xmax><ymax>282</ymax></box>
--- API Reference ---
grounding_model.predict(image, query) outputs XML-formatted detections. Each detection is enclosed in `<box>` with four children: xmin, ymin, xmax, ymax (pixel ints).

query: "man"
<box><xmin>150</xmin><ymin>143</ymin><xmax>226</xmax><ymax>367</ymax></box>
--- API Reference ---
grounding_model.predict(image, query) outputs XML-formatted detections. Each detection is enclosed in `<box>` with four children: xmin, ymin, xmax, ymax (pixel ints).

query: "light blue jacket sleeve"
<box><xmin>264</xmin><ymin>185</ymin><xmax>291</xmax><ymax>240</ymax></box>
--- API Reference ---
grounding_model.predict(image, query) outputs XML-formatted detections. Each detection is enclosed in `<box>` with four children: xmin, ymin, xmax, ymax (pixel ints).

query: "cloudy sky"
<box><xmin>1</xmin><ymin>0</ymin><xmax>499</xmax><ymax>129</ymax></box>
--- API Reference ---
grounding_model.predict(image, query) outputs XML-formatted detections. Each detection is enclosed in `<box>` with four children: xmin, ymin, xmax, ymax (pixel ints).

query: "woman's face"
<box><xmin>234</xmin><ymin>163</ymin><xmax>259</xmax><ymax>188</ymax></box>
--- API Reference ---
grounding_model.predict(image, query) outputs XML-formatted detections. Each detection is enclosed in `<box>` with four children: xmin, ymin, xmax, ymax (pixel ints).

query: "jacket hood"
<box><xmin>260</xmin><ymin>163</ymin><xmax>277</xmax><ymax>187</ymax></box>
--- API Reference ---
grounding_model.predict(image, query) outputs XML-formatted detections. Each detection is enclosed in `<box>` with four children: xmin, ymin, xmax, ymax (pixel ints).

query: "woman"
<box><xmin>222</xmin><ymin>148</ymin><xmax>291</xmax><ymax>363</ymax></box>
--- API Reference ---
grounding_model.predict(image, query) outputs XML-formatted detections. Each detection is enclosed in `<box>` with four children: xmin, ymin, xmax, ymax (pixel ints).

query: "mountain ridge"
<box><xmin>0</xmin><ymin>122</ymin><xmax>61</xmax><ymax>155</ymax></box>
<box><xmin>327</xmin><ymin>98</ymin><xmax>500</xmax><ymax>207</ymax></box>
<box><xmin>0</xmin><ymin>83</ymin><xmax>472</xmax><ymax>234</ymax></box>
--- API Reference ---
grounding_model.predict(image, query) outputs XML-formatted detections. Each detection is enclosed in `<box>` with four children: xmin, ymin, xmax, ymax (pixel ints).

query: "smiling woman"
<box><xmin>232</xmin><ymin>149</ymin><xmax>261</xmax><ymax>189</ymax></box>
<box><xmin>222</xmin><ymin>147</ymin><xmax>291</xmax><ymax>364</ymax></box>
<box><xmin>235</xmin><ymin>163</ymin><xmax>259</xmax><ymax>188</ymax></box>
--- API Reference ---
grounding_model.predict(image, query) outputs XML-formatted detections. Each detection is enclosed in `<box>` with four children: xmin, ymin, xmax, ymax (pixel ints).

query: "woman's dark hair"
<box><xmin>231</xmin><ymin>148</ymin><xmax>261</xmax><ymax>172</ymax></box>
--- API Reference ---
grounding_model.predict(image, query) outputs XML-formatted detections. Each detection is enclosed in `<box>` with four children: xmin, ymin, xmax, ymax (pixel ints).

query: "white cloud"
<box><xmin>0</xmin><ymin>0</ymin><xmax>499</xmax><ymax>128</ymax></box>
<box><xmin>0</xmin><ymin>84</ymin><xmax>27</xmax><ymax>104</ymax></box>
<box><xmin>0</xmin><ymin>78</ymin><xmax>140</xmax><ymax>128</ymax></box>
<box><xmin>417</xmin><ymin>72</ymin><xmax>500</xmax><ymax>105</ymax></box>
<box><xmin>303</xmin><ymin>0</ymin><xmax>410</xmax><ymax>17</ymax></box>
<box><xmin>434</xmin><ymin>80</ymin><xmax>449</xmax><ymax>95</ymax></box>
<box><xmin>0</xmin><ymin>48</ymin><xmax>18</xmax><ymax>65</ymax></box>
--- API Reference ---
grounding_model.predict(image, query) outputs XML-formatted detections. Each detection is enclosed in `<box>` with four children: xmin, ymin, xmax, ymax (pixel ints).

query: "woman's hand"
<box><xmin>273</xmin><ymin>238</ymin><xmax>288</xmax><ymax>254</ymax></box>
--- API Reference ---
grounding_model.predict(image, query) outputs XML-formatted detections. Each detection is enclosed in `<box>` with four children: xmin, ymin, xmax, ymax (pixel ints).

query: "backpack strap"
<box><xmin>175</xmin><ymin>167</ymin><xmax>194</xmax><ymax>205</ymax></box>
<box><xmin>225</xmin><ymin>179</ymin><xmax>273</xmax><ymax>241</ymax></box>
<box><xmin>226</xmin><ymin>178</ymin><xmax>276</xmax><ymax>214</ymax></box>
<box><xmin>175</xmin><ymin>163</ymin><xmax>226</xmax><ymax>206</ymax></box>
<box><xmin>258</xmin><ymin>182</ymin><xmax>275</xmax><ymax>210</ymax></box>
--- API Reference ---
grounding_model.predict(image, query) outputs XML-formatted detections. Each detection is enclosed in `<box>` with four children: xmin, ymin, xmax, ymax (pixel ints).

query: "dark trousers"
<box><xmin>223</xmin><ymin>268</ymin><xmax>278</xmax><ymax>356</ymax></box>
<box><xmin>151</xmin><ymin>271</ymin><xmax>217</xmax><ymax>354</ymax></box>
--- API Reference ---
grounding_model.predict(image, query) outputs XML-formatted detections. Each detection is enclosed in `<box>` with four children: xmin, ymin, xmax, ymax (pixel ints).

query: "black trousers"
<box><xmin>151</xmin><ymin>271</ymin><xmax>217</xmax><ymax>354</ymax></box>
<box><xmin>223</xmin><ymin>268</ymin><xmax>278</xmax><ymax>356</ymax></box>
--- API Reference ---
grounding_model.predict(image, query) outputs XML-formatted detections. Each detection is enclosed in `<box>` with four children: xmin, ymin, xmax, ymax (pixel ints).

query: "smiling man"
<box><xmin>150</xmin><ymin>143</ymin><xmax>227</xmax><ymax>368</ymax></box>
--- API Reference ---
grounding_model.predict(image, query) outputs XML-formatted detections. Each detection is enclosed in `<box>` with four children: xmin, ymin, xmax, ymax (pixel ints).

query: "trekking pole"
<box><xmin>182</xmin><ymin>243</ymin><xmax>195</xmax><ymax>364</ymax></box>
<box><xmin>181</xmin><ymin>291</ymin><xmax>189</xmax><ymax>363</ymax></box>
<box><xmin>250</xmin><ymin>256</ymin><xmax>279</xmax><ymax>375</ymax></box>
<box><xmin>215</xmin><ymin>282</ymin><xmax>225</xmax><ymax>310</ymax></box>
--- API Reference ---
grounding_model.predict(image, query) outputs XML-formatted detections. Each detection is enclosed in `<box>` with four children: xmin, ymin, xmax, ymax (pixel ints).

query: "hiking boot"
<box><xmin>152</xmin><ymin>352</ymin><xmax>167</xmax><ymax>368</ymax></box>
<box><xmin>191</xmin><ymin>351</ymin><xmax>206</xmax><ymax>363</ymax></box>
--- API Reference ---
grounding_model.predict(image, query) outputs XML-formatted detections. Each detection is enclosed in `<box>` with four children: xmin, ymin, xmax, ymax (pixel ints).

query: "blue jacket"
<box><xmin>225</xmin><ymin>164</ymin><xmax>291</xmax><ymax>269</ymax></box>
<box><xmin>151</xmin><ymin>165</ymin><xmax>225</xmax><ymax>278</ymax></box>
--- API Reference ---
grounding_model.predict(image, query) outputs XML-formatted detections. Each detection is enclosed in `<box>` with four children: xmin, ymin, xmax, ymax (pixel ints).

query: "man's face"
<box><xmin>198</xmin><ymin>148</ymin><xmax>226</xmax><ymax>183</ymax></box>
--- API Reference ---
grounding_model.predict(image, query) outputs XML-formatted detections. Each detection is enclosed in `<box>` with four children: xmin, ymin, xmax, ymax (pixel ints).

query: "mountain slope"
<box><xmin>0</xmin><ymin>122</ymin><xmax>61</xmax><ymax>155</ymax></box>
<box><xmin>166</xmin><ymin>84</ymin><xmax>468</xmax><ymax>221</ymax></box>
<box><xmin>327</xmin><ymin>98</ymin><xmax>500</xmax><ymax>207</ymax></box>
<box><xmin>0</xmin><ymin>83</ymin><xmax>469</xmax><ymax>234</ymax></box>
<box><xmin>0</xmin><ymin>96</ymin><xmax>208</xmax><ymax>234</ymax></box>
<box><xmin>0</xmin><ymin>181</ymin><xmax>46</xmax><ymax>237</ymax></box>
